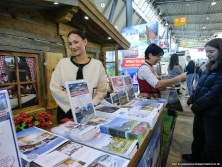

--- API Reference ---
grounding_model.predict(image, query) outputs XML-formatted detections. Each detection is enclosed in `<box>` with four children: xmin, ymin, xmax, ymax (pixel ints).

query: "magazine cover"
<box><xmin>125</xmin><ymin>84</ymin><xmax>136</xmax><ymax>101</ymax></box>
<box><xmin>122</xmin><ymin>75</ymin><xmax>132</xmax><ymax>86</ymax></box>
<box><xmin>56</xmin><ymin>141</ymin><xmax>130</xmax><ymax>167</ymax></box>
<box><xmin>110</xmin><ymin>92</ymin><xmax>120</xmax><ymax>105</ymax></box>
<box><xmin>110</xmin><ymin>76</ymin><xmax>124</xmax><ymax>92</ymax></box>
<box><xmin>0</xmin><ymin>90</ymin><xmax>22</xmax><ymax>167</ymax></box>
<box><xmin>65</xmin><ymin>80</ymin><xmax>96</xmax><ymax>123</ymax></box>
<box><xmin>117</xmin><ymin>90</ymin><xmax>128</xmax><ymax>105</ymax></box>
<box><xmin>16</xmin><ymin>126</ymin><xmax>69</xmax><ymax>162</ymax></box>
<box><xmin>86</xmin><ymin>133</ymin><xmax>138</xmax><ymax>159</ymax></box>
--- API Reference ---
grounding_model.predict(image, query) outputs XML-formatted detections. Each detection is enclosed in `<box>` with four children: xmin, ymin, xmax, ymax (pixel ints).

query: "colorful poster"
<box><xmin>121</xmin><ymin>22</ymin><xmax>159</xmax><ymax>84</ymax></box>
<box><xmin>0</xmin><ymin>90</ymin><xmax>22</xmax><ymax>167</ymax></box>
<box><xmin>137</xmin><ymin>120</ymin><xmax>162</xmax><ymax>167</ymax></box>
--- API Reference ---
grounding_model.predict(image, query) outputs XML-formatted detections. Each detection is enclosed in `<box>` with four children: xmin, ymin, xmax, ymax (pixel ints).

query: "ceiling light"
<box><xmin>206</xmin><ymin>17</ymin><xmax>210</xmax><ymax>19</ymax></box>
<box><xmin>203</xmin><ymin>26</ymin><xmax>206</xmax><ymax>29</ymax></box>
<box><xmin>54</xmin><ymin>2</ymin><xmax>58</xmax><ymax>5</ymax></box>
<box><xmin>165</xmin><ymin>22</ymin><xmax>168</xmax><ymax>26</ymax></box>
<box><xmin>108</xmin><ymin>37</ymin><xmax>111</xmax><ymax>40</ymax></box>
<box><xmin>186</xmin><ymin>4</ymin><xmax>189</xmax><ymax>6</ymax></box>
<box><xmin>211</xmin><ymin>1</ymin><xmax>216</xmax><ymax>5</ymax></box>
<box><xmin>84</xmin><ymin>16</ymin><xmax>89</xmax><ymax>20</ymax></box>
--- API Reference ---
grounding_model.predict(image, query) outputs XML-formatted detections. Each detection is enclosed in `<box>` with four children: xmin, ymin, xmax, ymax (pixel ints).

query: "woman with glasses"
<box><xmin>50</xmin><ymin>30</ymin><xmax>107</xmax><ymax>124</ymax></box>
<box><xmin>137</xmin><ymin>43</ymin><xmax>186</xmax><ymax>98</ymax></box>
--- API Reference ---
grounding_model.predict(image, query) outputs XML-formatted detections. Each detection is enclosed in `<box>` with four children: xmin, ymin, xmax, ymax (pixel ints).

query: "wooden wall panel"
<box><xmin>44</xmin><ymin>52</ymin><xmax>63</xmax><ymax>109</ymax></box>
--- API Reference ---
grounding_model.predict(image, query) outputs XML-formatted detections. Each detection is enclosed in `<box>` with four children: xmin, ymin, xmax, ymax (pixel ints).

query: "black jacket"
<box><xmin>185</xmin><ymin>60</ymin><xmax>195</xmax><ymax>74</ymax></box>
<box><xmin>187</xmin><ymin>61</ymin><xmax>222</xmax><ymax>117</ymax></box>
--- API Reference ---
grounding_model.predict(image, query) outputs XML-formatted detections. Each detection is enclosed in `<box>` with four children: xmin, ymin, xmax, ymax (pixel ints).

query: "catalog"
<box><xmin>95</xmin><ymin>105</ymin><xmax>120</xmax><ymax>119</ymax></box>
<box><xmin>85</xmin><ymin>132</ymin><xmax>138</xmax><ymax>159</ymax></box>
<box><xmin>115</xmin><ymin>108</ymin><xmax>158</xmax><ymax>129</ymax></box>
<box><xmin>0</xmin><ymin>90</ymin><xmax>22</xmax><ymax>167</ymax></box>
<box><xmin>51</xmin><ymin>121</ymin><xmax>97</xmax><ymax>143</ymax></box>
<box><xmin>65</xmin><ymin>80</ymin><xmax>96</xmax><ymax>123</ymax></box>
<box><xmin>34</xmin><ymin>141</ymin><xmax>130</xmax><ymax>167</ymax></box>
<box><xmin>100</xmin><ymin>117</ymin><xmax>150</xmax><ymax>146</ymax></box>
<box><xmin>16</xmin><ymin>126</ymin><xmax>69</xmax><ymax>162</ymax></box>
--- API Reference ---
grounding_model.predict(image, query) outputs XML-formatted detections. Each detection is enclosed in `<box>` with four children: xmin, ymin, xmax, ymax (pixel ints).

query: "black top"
<box><xmin>70</xmin><ymin>56</ymin><xmax>91</xmax><ymax>80</ymax></box>
<box><xmin>185</xmin><ymin>60</ymin><xmax>195</xmax><ymax>74</ymax></box>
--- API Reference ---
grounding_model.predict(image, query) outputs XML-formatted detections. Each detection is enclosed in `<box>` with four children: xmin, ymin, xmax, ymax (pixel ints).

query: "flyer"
<box><xmin>65</xmin><ymin>80</ymin><xmax>96</xmax><ymax>123</ymax></box>
<box><xmin>0</xmin><ymin>90</ymin><xmax>22</xmax><ymax>167</ymax></box>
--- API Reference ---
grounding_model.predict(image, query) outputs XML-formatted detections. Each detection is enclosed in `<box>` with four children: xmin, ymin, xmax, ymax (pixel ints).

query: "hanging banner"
<box><xmin>174</xmin><ymin>16</ymin><xmax>187</xmax><ymax>26</ymax></box>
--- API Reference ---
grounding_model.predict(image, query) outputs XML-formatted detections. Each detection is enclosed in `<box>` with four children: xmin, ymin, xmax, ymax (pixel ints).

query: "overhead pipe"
<box><xmin>108</xmin><ymin>0</ymin><xmax>118</xmax><ymax>23</ymax></box>
<box><xmin>126</xmin><ymin>0</ymin><xmax>132</xmax><ymax>26</ymax></box>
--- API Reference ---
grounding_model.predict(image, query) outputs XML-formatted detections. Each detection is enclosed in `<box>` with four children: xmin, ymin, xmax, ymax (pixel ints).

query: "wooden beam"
<box><xmin>59</xmin><ymin>23</ymin><xmax>77</xmax><ymax>36</ymax></box>
<box><xmin>41</xmin><ymin>0</ymin><xmax>78</xmax><ymax>6</ymax></box>
<box><xmin>53</xmin><ymin>12</ymin><xmax>73</xmax><ymax>23</ymax></box>
<box><xmin>79</xmin><ymin>0</ymin><xmax>130</xmax><ymax>50</ymax></box>
<box><xmin>102</xmin><ymin>44</ymin><xmax>118</xmax><ymax>51</ymax></box>
<box><xmin>0</xmin><ymin>15</ymin><xmax>62</xmax><ymax>43</ymax></box>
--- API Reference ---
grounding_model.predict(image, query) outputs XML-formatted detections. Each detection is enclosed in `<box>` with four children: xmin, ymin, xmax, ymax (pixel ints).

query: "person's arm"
<box><xmin>155</xmin><ymin>75</ymin><xmax>186</xmax><ymax>90</ymax></box>
<box><xmin>138</xmin><ymin>65</ymin><xmax>186</xmax><ymax>90</ymax></box>
<box><xmin>50</xmin><ymin>61</ymin><xmax>71</xmax><ymax>113</ymax></box>
<box><xmin>174</xmin><ymin>66</ymin><xmax>183</xmax><ymax>75</ymax></box>
<box><xmin>92</xmin><ymin>63</ymin><xmax>107</xmax><ymax>106</ymax></box>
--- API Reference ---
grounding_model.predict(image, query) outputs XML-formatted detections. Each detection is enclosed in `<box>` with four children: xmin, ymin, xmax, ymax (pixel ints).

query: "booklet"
<box><xmin>0</xmin><ymin>90</ymin><xmax>22</xmax><ymax>167</ymax></box>
<box><xmin>34</xmin><ymin>141</ymin><xmax>130</xmax><ymax>167</ymax></box>
<box><xmin>65</xmin><ymin>80</ymin><xmax>96</xmax><ymax>123</ymax></box>
<box><xmin>85</xmin><ymin>132</ymin><xmax>138</xmax><ymax>159</ymax></box>
<box><xmin>51</xmin><ymin>121</ymin><xmax>97</xmax><ymax>143</ymax></box>
<box><xmin>95</xmin><ymin>105</ymin><xmax>120</xmax><ymax>119</ymax></box>
<box><xmin>16</xmin><ymin>126</ymin><xmax>69</xmax><ymax>162</ymax></box>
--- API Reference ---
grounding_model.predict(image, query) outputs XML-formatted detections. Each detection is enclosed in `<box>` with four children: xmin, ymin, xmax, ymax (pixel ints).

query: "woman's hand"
<box><xmin>189</xmin><ymin>104</ymin><xmax>192</xmax><ymax>109</ymax></box>
<box><xmin>178</xmin><ymin>74</ymin><xmax>187</xmax><ymax>82</ymax></box>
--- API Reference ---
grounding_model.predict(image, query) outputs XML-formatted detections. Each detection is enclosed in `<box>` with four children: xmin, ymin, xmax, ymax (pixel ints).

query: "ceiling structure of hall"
<box><xmin>93</xmin><ymin>0</ymin><xmax>222</xmax><ymax>49</ymax></box>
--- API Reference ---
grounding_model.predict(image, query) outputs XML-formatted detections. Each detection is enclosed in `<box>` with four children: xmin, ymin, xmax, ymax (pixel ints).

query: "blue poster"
<box><xmin>137</xmin><ymin>120</ymin><xmax>162</xmax><ymax>167</ymax></box>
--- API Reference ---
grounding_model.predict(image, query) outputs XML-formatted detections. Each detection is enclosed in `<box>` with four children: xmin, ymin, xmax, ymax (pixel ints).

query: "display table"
<box><xmin>128</xmin><ymin>107</ymin><xmax>164</xmax><ymax>167</ymax></box>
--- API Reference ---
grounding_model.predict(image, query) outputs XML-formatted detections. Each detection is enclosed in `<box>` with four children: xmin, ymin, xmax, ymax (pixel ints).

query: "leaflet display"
<box><xmin>0</xmin><ymin>90</ymin><xmax>22</xmax><ymax>167</ymax></box>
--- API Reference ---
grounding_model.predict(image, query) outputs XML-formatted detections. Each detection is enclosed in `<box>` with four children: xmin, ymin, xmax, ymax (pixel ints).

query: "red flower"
<box><xmin>14</xmin><ymin>112</ymin><xmax>52</xmax><ymax>132</ymax></box>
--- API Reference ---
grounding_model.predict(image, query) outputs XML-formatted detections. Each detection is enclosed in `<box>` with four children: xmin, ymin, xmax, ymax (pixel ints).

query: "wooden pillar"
<box><xmin>115</xmin><ymin>49</ymin><xmax>118</xmax><ymax>76</ymax></box>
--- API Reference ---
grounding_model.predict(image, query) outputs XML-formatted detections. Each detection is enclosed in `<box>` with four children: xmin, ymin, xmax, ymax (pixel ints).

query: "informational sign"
<box><xmin>0</xmin><ymin>90</ymin><xmax>22</xmax><ymax>167</ymax></box>
<box><xmin>122</xmin><ymin>58</ymin><xmax>145</xmax><ymax>68</ymax></box>
<box><xmin>174</xmin><ymin>16</ymin><xmax>187</xmax><ymax>26</ymax></box>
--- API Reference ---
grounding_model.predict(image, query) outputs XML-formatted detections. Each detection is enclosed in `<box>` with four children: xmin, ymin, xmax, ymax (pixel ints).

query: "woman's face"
<box><xmin>205</xmin><ymin>45</ymin><xmax>219</xmax><ymax>62</ymax></box>
<box><xmin>149</xmin><ymin>53</ymin><xmax>161</xmax><ymax>65</ymax></box>
<box><xmin>68</xmin><ymin>34</ymin><xmax>87</xmax><ymax>56</ymax></box>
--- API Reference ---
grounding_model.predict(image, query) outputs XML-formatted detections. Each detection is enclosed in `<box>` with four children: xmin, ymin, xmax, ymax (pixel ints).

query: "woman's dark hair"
<box><xmin>205</xmin><ymin>38</ymin><xmax>222</xmax><ymax>73</ymax></box>
<box><xmin>67</xmin><ymin>29</ymin><xmax>86</xmax><ymax>40</ymax></box>
<box><xmin>169</xmin><ymin>53</ymin><xmax>179</xmax><ymax>70</ymax></box>
<box><xmin>145</xmin><ymin>43</ymin><xmax>164</xmax><ymax>60</ymax></box>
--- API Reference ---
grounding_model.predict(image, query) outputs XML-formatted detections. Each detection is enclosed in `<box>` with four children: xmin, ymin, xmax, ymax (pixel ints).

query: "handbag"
<box><xmin>165</xmin><ymin>89</ymin><xmax>183</xmax><ymax>111</ymax></box>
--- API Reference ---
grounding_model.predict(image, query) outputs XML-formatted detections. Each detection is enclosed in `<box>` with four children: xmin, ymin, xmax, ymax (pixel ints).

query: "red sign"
<box><xmin>122</xmin><ymin>58</ymin><xmax>145</xmax><ymax>68</ymax></box>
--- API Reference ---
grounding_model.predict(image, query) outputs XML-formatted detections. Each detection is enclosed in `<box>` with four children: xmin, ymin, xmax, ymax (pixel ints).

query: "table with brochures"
<box><xmin>128</xmin><ymin>106</ymin><xmax>164</xmax><ymax>167</ymax></box>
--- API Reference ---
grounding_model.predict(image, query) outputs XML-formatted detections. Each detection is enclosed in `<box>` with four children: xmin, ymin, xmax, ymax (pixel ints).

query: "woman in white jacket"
<box><xmin>50</xmin><ymin>30</ymin><xmax>107</xmax><ymax>123</ymax></box>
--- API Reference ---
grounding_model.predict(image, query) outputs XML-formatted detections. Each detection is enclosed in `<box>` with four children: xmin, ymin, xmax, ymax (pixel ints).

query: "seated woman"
<box><xmin>137</xmin><ymin>43</ymin><xmax>186</xmax><ymax>99</ymax></box>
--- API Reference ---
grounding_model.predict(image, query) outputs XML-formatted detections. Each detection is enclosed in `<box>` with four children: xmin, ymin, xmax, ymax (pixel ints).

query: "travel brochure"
<box><xmin>0</xmin><ymin>90</ymin><xmax>22</xmax><ymax>167</ymax></box>
<box><xmin>110</xmin><ymin>75</ymin><xmax>137</xmax><ymax>105</ymax></box>
<box><xmin>34</xmin><ymin>141</ymin><xmax>130</xmax><ymax>167</ymax></box>
<box><xmin>65</xmin><ymin>80</ymin><xmax>96</xmax><ymax>123</ymax></box>
<box><xmin>16</xmin><ymin>126</ymin><xmax>69</xmax><ymax>162</ymax></box>
<box><xmin>51</xmin><ymin>120</ymin><xmax>97</xmax><ymax>143</ymax></box>
<box><xmin>86</xmin><ymin>133</ymin><xmax>138</xmax><ymax>159</ymax></box>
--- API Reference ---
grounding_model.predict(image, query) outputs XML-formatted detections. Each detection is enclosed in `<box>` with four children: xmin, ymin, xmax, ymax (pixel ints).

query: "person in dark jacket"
<box><xmin>182</xmin><ymin>38</ymin><xmax>222</xmax><ymax>163</ymax></box>
<box><xmin>185</xmin><ymin>55</ymin><xmax>195</xmax><ymax>97</ymax></box>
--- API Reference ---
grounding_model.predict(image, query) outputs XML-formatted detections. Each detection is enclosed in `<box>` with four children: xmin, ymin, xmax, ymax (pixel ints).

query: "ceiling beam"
<box><xmin>162</xmin><ymin>11</ymin><xmax>222</xmax><ymax>17</ymax></box>
<box><xmin>154</xmin><ymin>0</ymin><xmax>212</xmax><ymax>5</ymax></box>
<box><xmin>168</xmin><ymin>22</ymin><xmax>222</xmax><ymax>25</ymax></box>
